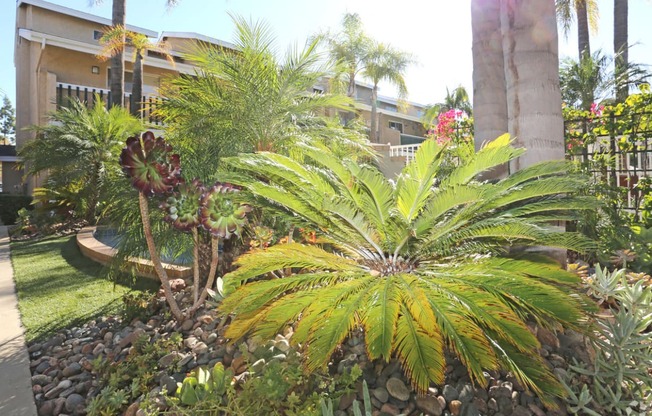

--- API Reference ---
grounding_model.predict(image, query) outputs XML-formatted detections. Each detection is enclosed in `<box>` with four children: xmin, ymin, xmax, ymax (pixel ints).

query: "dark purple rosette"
<box><xmin>119</xmin><ymin>131</ymin><xmax>182</xmax><ymax>196</ymax></box>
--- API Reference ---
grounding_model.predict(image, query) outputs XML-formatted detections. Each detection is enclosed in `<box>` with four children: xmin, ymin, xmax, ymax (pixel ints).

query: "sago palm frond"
<box><xmin>220</xmin><ymin>135</ymin><xmax>596</xmax><ymax>406</ymax></box>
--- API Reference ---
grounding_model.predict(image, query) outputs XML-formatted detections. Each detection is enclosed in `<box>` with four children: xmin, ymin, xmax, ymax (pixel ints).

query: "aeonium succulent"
<box><xmin>160</xmin><ymin>178</ymin><xmax>205</xmax><ymax>232</ymax></box>
<box><xmin>119</xmin><ymin>131</ymin><xmax>181</xmax><ymax>196</ymax></box>
<box><xmin>200</xmin><ymin>182</ymin><xmax>251</xmax><ymax>239</ymax></box>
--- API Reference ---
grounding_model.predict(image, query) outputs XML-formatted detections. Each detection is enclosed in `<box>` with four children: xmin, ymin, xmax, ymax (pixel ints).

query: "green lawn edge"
<box><xmin>10</xmin><ymin>235</ymin><xmax>159</xmax><ymax>343</ymax></box>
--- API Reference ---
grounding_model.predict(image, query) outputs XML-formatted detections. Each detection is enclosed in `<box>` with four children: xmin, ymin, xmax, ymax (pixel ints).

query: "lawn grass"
<box><xmin>11</xmin><ymin>235</ymin><xmax>159</xmax><ymax>343</ymax></box>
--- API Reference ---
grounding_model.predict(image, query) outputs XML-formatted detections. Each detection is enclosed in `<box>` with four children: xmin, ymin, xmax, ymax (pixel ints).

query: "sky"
<box><xmin>1</xmin><ymin>0</ymin><xmax>651</xmax><ymax>108</ymax></box>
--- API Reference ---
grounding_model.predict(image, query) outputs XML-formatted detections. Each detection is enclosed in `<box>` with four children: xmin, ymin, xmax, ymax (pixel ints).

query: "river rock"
<box><xmin>416</xmin><ymin>395</ymin><xmax>443</xmax><ymax>415</ymax></box>
<box><xmin>386</xmin><ymin>377</ymin><xmax>410</xmax><ymax>401</ymax></box>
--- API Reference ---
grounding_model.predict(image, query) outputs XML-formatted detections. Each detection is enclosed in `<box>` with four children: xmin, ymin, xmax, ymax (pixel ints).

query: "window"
<box><xmin>388</xmin><ymin>121</ymin><xmax>403</xmax><ymax>133</ymax></box>
<box><xmin>313</xmin><ymin>87</ymin><xmax>324</xmax><ymax>94</ymax></box>
<box><xmin>93</xmin><ymin>30</ymin><xmax>103</xmax><ymax>41</ymax></box>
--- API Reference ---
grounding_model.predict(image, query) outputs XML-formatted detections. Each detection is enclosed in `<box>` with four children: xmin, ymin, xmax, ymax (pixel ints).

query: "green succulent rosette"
<box><xmin>160</xmin><ymin>178</ymin><xmax>205</xmax><ymax>232</ymax></box>
<box><xmin>119</xmin><ymin>131</ymin><xmax>182</xmax><ymax>196</ymax></box>
<box><xmin>200</xmin><ymin>182</ymin><xmax>251</xmax><ymax>239</ymax></box>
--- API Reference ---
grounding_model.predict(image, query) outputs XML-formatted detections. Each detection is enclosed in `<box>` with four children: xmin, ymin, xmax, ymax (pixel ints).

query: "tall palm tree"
<box><xmin>221</xmin><ymin>135</ymin><xmax>595</xmax><ymax>406</ymax></box>
<box><xmin>502</xmin><ymin>0</ymin><xmax>565</xmax><ymax>171</ymax></box>
<box><xmin>556</xmin><ymin>0</ymin><xmax>600</xmax><ymax>107</ymax></box>
<box><xmin>472</xmin><ymin>0</ymin><xmax>507</xmax><ymax>179</ymax></box>
<box><xmin>98</xmin><ymin>25</ymin><xmax>174</xmax><ymax>117</ymax></box>
<box><xmin>559</xmin><ymin>49</ymin><xmax>649</xmax><ymax>109</ymax></box>
<box><xmin>18</xmin><ymin>97</ymin><xmax>141</xmax><ymax>222</ymax></box>
<box><xmin>556</xmin><ymin>0</ymin><xmax>599</xmax><ymax>60</ymax></box>
<box><xmin>326</xmin><ymin>13</ymin><xmax>372</xmax><ymax>98</ymax></box>
<box><xmin>614</xmin><ymin>0</ymin><xmax>628</xmax><ymax>102</ymax></box>
<box><xmin>92</xmin><ymin>0</ymin><xmax>179</xmax><ymax>107</ymax></box>
<box><xmin>362</xmin><ymin>42</ymin><xmax>413</xmax><ymax>143</ymax></box>
<box><xmin>422</xmin><ymin>85</ymin><xmax>472</xmax><ymax>127</ymax></box>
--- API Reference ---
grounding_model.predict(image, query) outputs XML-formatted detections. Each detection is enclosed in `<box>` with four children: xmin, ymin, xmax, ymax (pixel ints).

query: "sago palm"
<box><xmin>220</xmin><ymin>135</ymin><xmax>596</xmax><ymax>405</ymax></box>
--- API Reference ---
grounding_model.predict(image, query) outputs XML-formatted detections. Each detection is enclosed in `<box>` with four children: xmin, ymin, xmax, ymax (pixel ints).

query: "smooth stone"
<box><xmin>62</xmin><ymin>362</ymin><xmax>82</xmax><ymax>377</ymax></box>
<box><xmin>449</xmin><ymin>400</ymin><xmax>462</xmax><ymax>416</ymax></box>
<box><xmin>160</xmin><ymin>375</ymin><xmax>178</xmax><ymax>395</ymax></box>
<box><xmin>443</xmin><ymin>384</ymin><xmax>460</xmax><ymax>402</ymax></box>
<box><xmin>31</xmin><ymin>374</ymin><xmax>51</xmax><ymax>386</ymax></box>
<box><xmin>65</xmin><ymin>393</ymin><xmax>85</xmax><ymax>413</ymax></box>
<box><xmin>372</xmin><ymin>387</ymin><xmax>389</xmax><ymax>403</ymax></box>
<box><xmin>386</xmin><ymin>377</ymin><xmax>410</xmax><ymax>401</ymax></box>
<box><xmin>158</xmin><ymin>352</ymin><xmax>183</xmax><ymax>368</ymax></box>
<box><xmin>416</xmin><ymin>395</ymin><xmax>443</xmax><ymax>416</ymax></box>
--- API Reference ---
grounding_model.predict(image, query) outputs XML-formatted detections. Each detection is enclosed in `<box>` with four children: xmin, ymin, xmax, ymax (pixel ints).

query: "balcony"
<box><xmin>56</xmin><ymin>83</ymin><xmax>164</xmax><ymax>127</ymax></box>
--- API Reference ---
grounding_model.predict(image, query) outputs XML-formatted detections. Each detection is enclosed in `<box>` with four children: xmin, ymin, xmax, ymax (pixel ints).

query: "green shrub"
<box><xmin>0</xmin><ymin>194</ymin><xmax>32</xmax><ymax>225</ymax></box>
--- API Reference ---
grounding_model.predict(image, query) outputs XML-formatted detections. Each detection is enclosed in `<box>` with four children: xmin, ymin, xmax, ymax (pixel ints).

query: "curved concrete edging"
<box><xmin>76</xmin><ymin>226</ymin><xmax>192</xmax><ymax>281</ymax></box>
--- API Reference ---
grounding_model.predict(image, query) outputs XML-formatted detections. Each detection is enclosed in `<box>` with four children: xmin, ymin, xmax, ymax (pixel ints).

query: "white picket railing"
<box><xmin>389</xmin><ymin>144</ymin><xmax>421</xmax><ymax>163</ymax></box>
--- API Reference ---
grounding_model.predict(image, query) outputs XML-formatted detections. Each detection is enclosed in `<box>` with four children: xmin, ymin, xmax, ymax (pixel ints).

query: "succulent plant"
<box><xmin>160</xmin><ymin>178</ymin><xmax>205</xmax><ymax>232</ymax></box>
<box><xmin>200</xmin><ymin>182</ymin><xmax>251</xmax><ymax>239</ymax></box>
<box><xmin>119</xmin><ymin>131</ymin><xmax>181</xmax><ymax>196</ymax></box>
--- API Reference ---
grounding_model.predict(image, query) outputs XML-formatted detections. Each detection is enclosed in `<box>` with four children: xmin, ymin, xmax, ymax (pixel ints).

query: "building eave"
<box><xmin>354</xmin><ymin>102</ymin><xmax>423</xmax><ymax>123</ymax></box>
<box><xmin>18</xmin><ymin>29</ymin><xmax>196</xmax><ymax>74</ymax></box>
<box><xmin>17</xmin><ymin>0</ymin><xmax>158</xmax><ymax>37</ymax></box>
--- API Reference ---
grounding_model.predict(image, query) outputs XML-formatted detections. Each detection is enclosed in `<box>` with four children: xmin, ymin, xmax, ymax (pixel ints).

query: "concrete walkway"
<box><xmin>0</xmin><ymin>226</ymin><xmax>38</xmax><ymax>416</ymax></box>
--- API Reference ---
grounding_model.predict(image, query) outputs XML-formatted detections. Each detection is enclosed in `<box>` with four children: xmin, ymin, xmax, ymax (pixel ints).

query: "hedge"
<box><xmin>0</xmin><ymin>194</ymin><xmax>33</xmax><ymax>225</ymax></box>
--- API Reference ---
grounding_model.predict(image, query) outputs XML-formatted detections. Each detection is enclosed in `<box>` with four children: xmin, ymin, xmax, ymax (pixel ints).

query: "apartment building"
<box><xmin>11</xmin><ymin>0</ymin><xmax>427</xmax><ymax>193</ymax></box>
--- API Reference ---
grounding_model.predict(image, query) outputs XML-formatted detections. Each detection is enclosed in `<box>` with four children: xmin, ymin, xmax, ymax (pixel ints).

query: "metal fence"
<box><xmin>564</xmin><ymin>111</ymin><xmax>652</xmax><ymax>212</ymax></box>
<box><xmin>56</xmin><ymin>83</ymin><xmax>164</xmax><ymax>126</ymax></box>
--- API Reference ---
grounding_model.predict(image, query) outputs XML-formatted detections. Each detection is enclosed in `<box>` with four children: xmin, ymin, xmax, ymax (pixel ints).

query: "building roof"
<box><xmin>16</xmin><ymin>0</ymin><xmax>158</xmax><ymax>37</ymax></box>
<box><xmin>160</xmin><ymin>32</ymin><xmax>237</xmax><ymax>50</ymax></box>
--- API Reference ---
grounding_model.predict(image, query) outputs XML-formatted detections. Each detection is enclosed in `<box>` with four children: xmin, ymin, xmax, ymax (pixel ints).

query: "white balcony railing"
<box><xmin>389</xmin><ymin>144</ymin><xmax>421</xmax><ymax>164</ymax></box>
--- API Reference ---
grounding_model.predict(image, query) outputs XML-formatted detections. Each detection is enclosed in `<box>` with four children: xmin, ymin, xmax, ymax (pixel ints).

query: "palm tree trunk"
<box><xmin>614</xmin><ymin>0</ymin><xmax>628</xmax><ymax>102</ymax></box>
<box><xmin>138</xmin><ymin>192</ymin><xmax>184</xmax><ymax>320</ymax></box>
<box><xmin>472</xmin><ymin>0</ymin><xmax>508</xmax><ymax>178</ymax></box>
<box><xmin>501</xmin><ymin>0</ymin><xmax>564</xmax><ymax>171</ymax></box>
<box><xmin>347</xmin><ymin>71</ymin><xmax>356</xmax><ymax>97</ymax></box>
<box><xmin>131</xmin><ymin>50</ymin><xmax>143</xmax><ymax>117</ymax></box>
<box><xmin>576</xmin><ymin>1</ymin><xmax>591</xmax><ymax>60</ymax></box>
<box><xmin>370</xmin><ymin>84</ymin><xmax>379</xmax><ymax>142</ymax></box>
<box><xmin>110</xmin><ymin>0</ymin><xmax>126</xmax><ymax>107</ymax></box>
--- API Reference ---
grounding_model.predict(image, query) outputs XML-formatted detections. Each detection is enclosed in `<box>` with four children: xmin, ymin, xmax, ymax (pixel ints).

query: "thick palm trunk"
<box><xmin>370</xmin><ymin>84</ymin><xmax>379</xmax><ymax>142</ymax></box>
<box><xmin>138</xmin><ymin>192</ymin><xmax>184</xmax><ymax>320</ymax></box>
<box><xmin>576</xmin><ymin>1</ymin><xmax>591</xmax><ymax>60</ymax></box>
<box><xmin>110</xmin><ymin>0</ymin><xmax>126</xmax><ymax>107</ymax></box>
<box><xmin>501</xmin><ymin>0</ymin><xmax>564</xmax><ymax>171</ymax></box>
<box><xmin>614</xmin><ymin>0</ymin><xmax>628</xmax><ymax>102</ymax></box>
<box><xmin>577</xmin><ymin>0</ymin><xmax>594</xmax><ymax>109</ymax></box>
<box><xmin>472</xmin><ymin>0</ymin><xmax>508</xmax><ymax>178</ymax></box>
<box><xmin>131</xmin><ymin>50</ymin><xmax>143</xmax><ymax>117</ymax></box>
